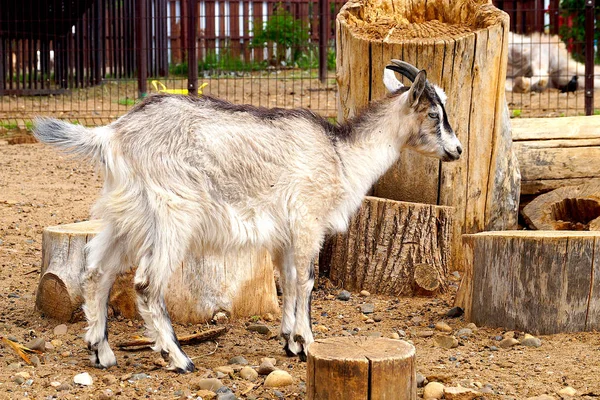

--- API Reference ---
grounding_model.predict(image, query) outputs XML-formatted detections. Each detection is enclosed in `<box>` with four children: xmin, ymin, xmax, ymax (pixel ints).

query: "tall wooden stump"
<box><xmin>334</xmin><ymin>0</ymin><xmax>520</xmax><ymax>270</ymax></box>
<box><xmin>306</xmin><ymin>337</ymin><xmax>416</xmax><ymax>400</ymax></box>
<box><xmin>456</xmin><ymin>231</ymin><xmax>600</xmax><ymax>334</ymax></box>
<box><xmin>36</xmin><ymin>221</ymin><xmax>279</xmax><ymax>323</ymax></box>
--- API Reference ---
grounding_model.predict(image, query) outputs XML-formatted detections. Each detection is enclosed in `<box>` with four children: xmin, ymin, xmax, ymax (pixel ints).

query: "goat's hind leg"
<box><xmin>273</xmin><ymin>249</ymin><xmax>298</xmax><ymax>357</ymax></box>
<box><xmin>83</xmin><ymin>226</ymin><xmax>126</xmax><ymax>368</ymax></box>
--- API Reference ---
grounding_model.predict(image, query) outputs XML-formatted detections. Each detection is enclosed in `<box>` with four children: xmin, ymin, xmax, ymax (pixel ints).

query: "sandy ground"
<box><xmin>2</xmin><ymin>140</ymin><xmax>600</xmax><ymax>400</ymax></box>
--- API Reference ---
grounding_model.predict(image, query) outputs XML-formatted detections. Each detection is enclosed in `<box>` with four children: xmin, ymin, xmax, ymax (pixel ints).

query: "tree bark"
<box><xmin>456</xmin><ymin>230</ymin><xmax>600</xmax><ymax>334</ymax></box>
<box><xmin>319</xmin><ymin>197</ymin><xmax>453</xmax><ymax>296</ymax></box>
<box><xmin>512</xmin><ymin>115</ymin><xmax>600</xmax><ymax>196</ymax></box>
<box><xmin>522</xmin><ymin>183</ymin><xmax>600</xmax><ymax>230</ymax></box>
<box><xmin>306</xmin><ymin>337</ymin><xmax>416</xmax><ymax>400</ymax></box>
<box><xmin>334</xmin><ymin>0</ymin><xmax>520</xmax><ymax>271</ymax></box>
<box><xmin>36</xmin><ymin>221</ymin><xmax>279</xmax><ymax>323</ymax></box>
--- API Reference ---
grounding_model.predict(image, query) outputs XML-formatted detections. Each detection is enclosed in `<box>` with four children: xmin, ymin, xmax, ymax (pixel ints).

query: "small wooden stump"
<box><xmin>319</xmin><ymin>197</ymin><xmax>453</xmax><ymax>296</ymax></box>
<box><xmin>456</xmin><ymin>230</ymin><xmax>600</xmax><ymax>334</ymax></box>
<box><xmin>306</xmin><ymin>337</ymin><xmax>416</xmax><ymax>400</ymax></box>
<box><xmin>36</xmin><ymin>220</ymin><xmax>279</xmax><ymax>323</ymax></box>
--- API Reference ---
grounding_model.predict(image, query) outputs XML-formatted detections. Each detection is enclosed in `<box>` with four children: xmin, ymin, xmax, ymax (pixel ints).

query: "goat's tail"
<box><xmin>33</xmin><ymin>118</ymin><xmax>113</xmax><ymax>166</ymax></box>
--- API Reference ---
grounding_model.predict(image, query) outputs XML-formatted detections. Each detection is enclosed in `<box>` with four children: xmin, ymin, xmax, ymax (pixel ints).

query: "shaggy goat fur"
<box><xmin>34</xmin><ymin>62</ymin><xmax>462</xmax><ymax>372</ymax></box>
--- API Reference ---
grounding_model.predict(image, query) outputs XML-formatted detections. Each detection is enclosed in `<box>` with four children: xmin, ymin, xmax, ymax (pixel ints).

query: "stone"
<box><xmin>314</xmin><ymin>325</ymin><xmax>329</xmax><ymax>333</ymax></box>
<box><xmin>446</xmin><ymin>307</ymin><xmax>464</xmax><ymax>318</ymax></box>
<box><xmin>365</xmin><ymin>318</ymin><xmax>375</xmax><ymax>324</ymax></box>
<box><xmin>213</xmin><ymin>312</ymin><xmax>229</xmax><ymax>324</ymax></box>
<box><xmin>215</xmin><ymin>366</ymin><xmax>235</xmax><ymax>375</ymax></box>
<box><xmin>25</xmin><ymin>337</ymin><xmax>46</xmax><ymax>352</ymax></box>
<box><xmin>558</xmin><ymin>386</ymin><xmax>577</xmax><ymax>397</ymax></box>
<box><xmin>264</xmin><ymin>370</ymin><xmax>294</xmax><ymax>387</ymax></box>
<box><xmin>30</xmin><ymin>355</ymin><xmax>41</xmax><ymax>367</ymax></box>
<box><xmin>258</xmin><ymin>361</ymin><xmax>277</xmax><ymax>375</ymax></box>
<box><xmin>261</xmin><ymin>357</ymin><xmax>277</xmax><ymax>365</ymax></box>
<box><xmin>247</xmin><ymin>324</ymin><xmax>271</xmax><ymax>335</ymax></box>
<box><xmin>263</xmin><ymin>313</ymin><xmax>275</xmax><ymax>322</ymax></box>
<box><xmin>196</xmin><ymin>390</ymin><xmax>217</xmax><ymax>399</ymax></box>
<box><xmin>521</xmin><ymin>334</ymin><xmax>542</xmax><ymax>348</ymax></box>
<box><xmin>228</xmin><ymin>356</ymin><xmax>248</xmax><ymax>365</ymax></box>
<box><xmin>359</xmin><ymin>290</ymin><xmax>370</xmax><ymax>297</ymax></box>
<box><xmin>50</xmin><ymin>339</ymin><xmax>62</xmax><ymax>348</ymax></box>
<box><xmin>131</xmin><ymin>373</ymin><xmax>150</xmax><ymax>381</ymax></box>
<box><xmin>433</xmin><ymin>335</ymin><xmax>459</xmax><ymax>349</ymax></box>
<box><xmin>217</xmin><ymin>393</ymin><xmax>238</xmax><ymax>400</ymax></box>
<box><xmin>444</xmin><ymin>386</ymin><xmax>480</xmax><ymax>399</ymax></box>
<box><xmin>216</xmin><ymin>386</ymin><xmax>233</xmax><ymax>394</ymax></box>
<box><xmin>13</xmin><ymin>376</ymin><xmax>25</xmax><ymax>385</ymax></box>
<box><xmin>435</xmin><ymin>322</ymin><xmax>453</xmax><ymax>332</ymax></box>
<box><xmin>240</xmin><ymin>366</ymin><xmax>258</xmax><ymax>381</ymax></box>
<box><xmin>99</xmin><ymin>390</ymin><xmax>114</xmax><ymax>400</ymax></box>
<box><xmin>103</xmin><ymin>374</ymin><xmax>118</xmax><ymax>385</ymax></box>
<box><xmin>50</xmin><ymin>381</ymin><xmax>62</xmax><ymax>388</ymax></box>
<box><xmin>216</xmin><ymin>371</ymin><xmax>227</xmax><ymax>379</ymax></box>
<box><xmin>15</xmin><ymin>372</ymin><xmax>31</xmax><ymax>380</ymax></box>
<box><xmin>191</xmin><ymin>378</ymin><xmax>223</xmax><ymax>392</ymax></box>
<box><xmin>465</xmin><ymin>322</ymin><xmax>478</xmax><ymax>331</ymax></box>
<box><xmin>416</xmin><ymin>373</ymin><xmax>427</xmax><ymax>388</ymax></box>
<box><xmin>499</xmin><ymin>337</ymin><xmax>520</xmax><ymax>349</ymax></box>
<box><xmin>360</xmin><ymin>303</ymin><xmax>375</xmax><ymax>314</ymax></box>
<box><xmin>57</xmin><ymin>382</ymin><xmax>72</xmax><ymax>391</ymax></box>
<box><xmin>74</xmin><ymin>372</ymin><xmax>93</xmax><ymax>386</ymax></box>
<box><xmin>53</xmin><ymin>324</ymin><xmax>68</xmax><ymax>335</ymax></box>
<box><xmin>337</xmin><ymin>290</ymin><xmax>351</xmax><ymax>301</ymax></box>
<box><xmin>417</xmin><ymin>330</ymin><xmax>435</xmax><ymax>338</ymax></box>
<box><xmin>456</xmin><ymin>328</ymin><xmax>473</xmax><ymax>338</ymax></box>
<box><xmin>526</xmin><ymin>396</ymin><xmax>556</xmax><ymax>400</ymax></box>
<box><xmin>390</xmin><ymin>332</ymin><xmax>401</xmax><ymax>340</ymax></box>
<box><xmin>423</xmin><ymin>382</ymin><xmax>445</xmax><ymax>400</ymax></box>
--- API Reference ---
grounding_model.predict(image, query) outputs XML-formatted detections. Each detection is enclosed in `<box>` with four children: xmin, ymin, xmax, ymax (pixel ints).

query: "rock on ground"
<box><xmin>423</xmin><ymin>382</ymin><xmax>445</xmax><ymax>399</ymax></box>
<box><xmin>264</xmin><ymin>370</ymin><xmax>294</xmax><ymax>387</ymax></box>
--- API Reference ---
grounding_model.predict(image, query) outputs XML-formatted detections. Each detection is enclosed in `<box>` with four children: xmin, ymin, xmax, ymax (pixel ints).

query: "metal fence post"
<box><xmin>136</xmin><ymin>0</ymin><xmax>148</xmax><ymax>98</ymax></box>
<box><xmin>318</xmin><ymin>0</ymin><xmax>330</xmax><ymax>83</ymax></box>
<box><xmin>187</xmin><ymin>0</ymin><xmax>199</xmax><ymax>97</ymax></box>
<box><xmin>585</xmin><ymin>0</ymin><xmax>595</xmax><ymax>115</ymax></box>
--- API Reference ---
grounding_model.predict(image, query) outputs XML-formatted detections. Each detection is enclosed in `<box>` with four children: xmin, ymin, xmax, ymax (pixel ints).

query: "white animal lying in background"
<box><xmin>507</xmin><ymin>31</ymin><xmax>600</xmax><ymax>92</ymax></box>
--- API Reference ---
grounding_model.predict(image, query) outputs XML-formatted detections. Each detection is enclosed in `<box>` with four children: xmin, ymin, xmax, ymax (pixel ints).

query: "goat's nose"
<box><xmin>457</xmin><ymin>145</ymin><xmax>463</xmax><ymax>155</ymax></box>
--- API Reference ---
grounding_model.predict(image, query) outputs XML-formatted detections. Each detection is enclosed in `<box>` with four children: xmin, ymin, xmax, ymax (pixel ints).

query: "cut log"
<box><xmin>456</xmin><ymin>231</ymin><xmax>600</xmax><ymax>334</ymax></box>
<box><xmin>413</xmin><ymin>263</ymin><xmax>441</xmax><ymax>296</ymax></box>
<box><xmin>522</xmin><ymin>183</ymin><xmax>600</xmax><ymax>230</ymax></box>
<box><xmin>36</xmin><ymin>220</ymin><xmax>279</xmax><ymax>323</ymax></box>
<box><xmin>333</xmin><ymin>0</ymin><xmax>520</xmax><ymax>272</ymax></box>
<box><xmin>512</xmin><ymin>115</ymin><xmax>600</xmax><ymax>196</ymax></box>
<box><xmin>319</xmin><ymin>197</ymin><xmax>453</xmax><ymax>296</ymax></box>
<box><xmin>306</xmin><ymin>337</ymin><xmax>416</xmax><ymax>400</ymax></box>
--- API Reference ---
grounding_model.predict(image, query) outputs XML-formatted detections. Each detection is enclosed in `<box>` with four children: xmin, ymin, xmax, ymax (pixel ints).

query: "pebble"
<box><xmin>433</xmin><ymin>335</ymin><xmax>459</xmax><ymax>349</ymax></box>
<box><xmin>30</xmin><ymin>355</ymin><xmax>41</xmax><ymax>367</ymax></box>
<box><xmin>263</xmin><ymin>313</ymin><xmax>275</xmax><ymax>322</ymax></box>
<box><xmin>213</xmin><ymin>312</ymin><xmax>229</xmax><ymax>324</ymax></box>
<box><xmin>499</xmin><ymin>337</ymin><xmax>519</xmax><ymax>349</ymax></box>
<box><xmin>45</xmin><ymin>341</ymin><xmax>54</xmax><ymax>350</ymax></box>
<box><xmin>366</xmin><ymin>331</ymin><xmax>382</xmax><ymax>338</ymax></box>
<box><xmin>8</xmin><ymin>362</ymin><xmax>22</xmax><ymax>370</ymax></box>
<box><xmin>423</xmin><ymin>382</ymin><xmax>445</xmax><ymax>399</ymax></box>
<box><xmin>365</xmin><ymin>318</ymin><xmax>375</xmax><ymax>324</ymax></box>
<box><xmin>521</xmin><ymin>334</ymin><xmax>542</xmax><ymax>348</ymax></box>
<box><xmin>444</xmin><ymin>386</ymin><xmax>480</xmax><ymax>399</ymax></box>
<box><xmin>99</xmin><ymin>389</ymin><xmax>114</xmax><ymax>400</ymax></box>
<box><xmin>456</xmin><ymin>328</ymin><xmax>473</xmax><ymax>338</ymax></box>
<box><xmin>216</xmin><ymin>386</ymin><xmax>233</xmax><ymax>394</ymax></box>
<box><xmin>103</xmin><ymin>374</ymin><xmax>117</xmax><ymax>385</ymax></box>
<box><xmin>337</xmin><ymin>290</ymin><xmax>351</xmax><ymax>301</ymax></box>
<box><xmin>446</xmin><ymin>307</ymin><xmax>464</xmax><ymax>318</ymax></box>
<box><xmin>228</xmin><ymin>356</ymin><xmax>248</xmax><ymax>365</ymax></box>
<box><xmin>261</xmin><ymin>357</ymin><xmax>277</xmax><ymax>365</ymax></box>
<box><xmin>216</xmin><ymin>371</ymin><xmax>227</xmax><ymax>379</ymax></box>
<box><xmin>53</xmin><ymin>324</ymin><xmax>68</xmax><ymax>335</ymax></box>
<box><xmin>435</xmin><ymin>322</ymin><xmax>453</xmax><ymax>332</ymax></box>
<box><xmin>526</xmin><ymin>396</ymin><xmax>556</xmax><ymax>400</ymax></box>
<box><xmin>240</xmin><ymin>366</ymin><xmax>258</xmax><ymax>381</ymax></box>
<box><xmin>57</xmin><ymin>382</ymin><xmax>72</xmax><ymax>391</ymax></box>
<box><xmin>50</xmin><ymin>381</ymin><xmax>62</xmax><ymax>388</ymax></box>
<box><xmin>50</xmin><ymin>339</ymin><xmax>62</xmax><ymax>348</ymax></box>
<box><xmin>131</xmin><ymin>373</ymin><xmax>150</xmax><ymax>381</ymax></box>
<box><xmin>74</xmin><ymin>372</ymin><xmax>93</xmax><ymax>386</ymax></box>
<box><xmin>390</xmin><ymin>332</ymin><xmax>401</xmax><ymax>340</ymax></box>
<box><xmin>373</xmin><ymin>315</ymin><xmax>383</xmax><ymax>322</ymax></box>
<box><xmin>13</xmin><ymin>376</ymin><xmax>25</xmax><ymax>385</ymax></box>
<box><xmin>314</xmin><ymin>325</ymin><xmax>329</xmax><ymax>333</ymax></box>
<box><xmin>416</xmin><ymin>373</ymin><xmax>427</xmax><ymax>388</ymax></box>
<box><xmin>558</xmin><ymin>386</ymin><xmax>577</xmax><ymax>397</ymax></box>
<box><xmin>397</xmin><ymin>329</ymin><xmax>406</xmax><ymax>337</ymax></box>
<box><xmin>24</xmin><ymin>379</ymin><xmax>33</xmax><ymax>386</ymax></box>
<box><xmin>215</xmin><ymin>366</ymin><xmax>235</xmax><ymax>374</ymax></box>
<box><xmin>196</xmin><ymin>390</ymin><xmax>216</xmax><ymax>399</ymax></box>
<box><xmin>15</xmin><ymin>371</ymin><xmax>31</xmax><ymax>380</ymax></box>
<box><xmin>359</xmin><ymin>290</ymin><xmax>370</xmax><ymax>297</ymax></box>
<box><xmin>273</xmin><ymin>390</ymin><xmax>285</xmax><ymax>398</ymax></box>
<box><xmin>412</xmin><ymin>316</ymin><xmax>423</xmax><ymax>325</ymax></box>
<box><xmin>247</xmin><ymin>324</ymin><xmax>271</xmax><ymax>335</ymax></box>
<box><xmin>25</xmin><ymin>337</ymin><xmax>46</xmax><ymax>352</ymax></box>
<box><xmin>61</xmin><ymin>351</ymin><xmax>72</xmax><ymax>357</ymax></box>
<box><xmin>192</xmin><ymin>378</ymin><xmax>223</xmax><ymax>392</ymax></box>
<box><xmin>417</xmin><ymin>330</ymin><xmax>435</xmax><ymax>338</ymax></box>
<box><xmin>489</xmin><ymin>346</ymin><xmax>499</xmax><ymax>351</ymax></box>
<box><xmin>217</xmin><ymin>393</ymin><xmax>238</xmax><ymax>400</ymax></box>
<box><xmin>264</xmin><ymin>370</ymin><xmax>294</xmax><ymax>387</ymax></box>
<box><xmin>258</xmin><ymin>360</ymin><xmax>277</xmax><ymax>375</ymax></box>
<box><xmin>465</xmin><ymin>322</ymin><xmax>478</xmax><ymax>331</ymax></box>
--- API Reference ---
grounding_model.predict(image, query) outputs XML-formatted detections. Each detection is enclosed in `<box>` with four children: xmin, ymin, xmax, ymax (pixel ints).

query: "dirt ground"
<box><xmin>2</xmin><ymin>139</ymin><xmax>600</xmax><ymax>400</ymax></box>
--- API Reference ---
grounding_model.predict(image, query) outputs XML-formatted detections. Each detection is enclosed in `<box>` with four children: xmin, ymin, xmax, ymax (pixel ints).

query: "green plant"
<box><xmin>559</xmin><ymin>0</ymin><xmax>600</xmax><ymax>64</ymax></box>
<box><xmin>251</xmin><ymin>7</ymin><xmax>310</xmax><ymax>65</ymax></box>
<box><xmin>512</xmin><ymin>109</ymin><xmax>522</xmax><ymax>118</ymax></box>
<box><xmin>0</xmin><ymin>122</ymin><xmax>19</xmax><ymax>130</ymax></box>
<box><xmin>594</xmin><ymin>109</ymin><xmax>600</xmax><ymax>115</ymax></box>
<box><xmin>117</xmin><ymin>97</ymin><xmax>136</xmax><ymax>106</ymax></box>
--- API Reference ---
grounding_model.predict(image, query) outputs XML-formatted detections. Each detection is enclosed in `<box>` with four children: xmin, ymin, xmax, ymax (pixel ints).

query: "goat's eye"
<box><xmin>428</xmin><ymin>112</ymin><xmax>439</xmax><ymax>120</ymax></box>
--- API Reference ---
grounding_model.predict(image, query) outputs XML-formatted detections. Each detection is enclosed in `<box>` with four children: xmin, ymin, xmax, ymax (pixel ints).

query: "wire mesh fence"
<box><xmin>0</xmin><ymin>0</ymin><xmax>598</xmax><ymax>126</ymax></box>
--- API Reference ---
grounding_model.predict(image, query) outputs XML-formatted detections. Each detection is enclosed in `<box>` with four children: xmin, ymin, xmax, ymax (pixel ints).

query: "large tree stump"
<box><xmin>512</xmin><ymin>116</ymin><xmax>600</xmax><ymax>196</ymax></box>
<box><xmin>36</xmin><ymin>221</ymin><xmax>279</xmax><ymax>323</ymax></box>
<box><xmin>319</xmin><ymin>197</ymin><xmax>453</xmax><ymax>296</ymax></box>
<box><xmin>306</xmin><ymin>337</ymin><xmax>416</xmax><ymax>400</ymax></box>
<box><xmin>456</xmin><ymin>231</ymin><xmax>600</xmax><ymax>334</ymax></box>
<box><xmin>522</xmin><ymin>183</ymin><xmax>600</xmax><ymax>231</ymax></box>
<box><xmin>334</xmin><ymin>0</ymin><xmax>520</xmax><ymax>271</ymax></box>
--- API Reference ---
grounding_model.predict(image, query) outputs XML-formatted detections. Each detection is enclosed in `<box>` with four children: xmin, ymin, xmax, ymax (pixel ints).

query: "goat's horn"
<box><xmin>386</xmin><ymin>59</ymin><xmax>420</xmax><ymax>82</ymax></box>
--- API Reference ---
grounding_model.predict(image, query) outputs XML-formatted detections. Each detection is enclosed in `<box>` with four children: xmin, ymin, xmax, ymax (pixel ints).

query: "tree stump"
<box><xmin>306</xmin><ymin>337</ymin><xmax>416</xmax><ymax>400</ymax></box>
<box><xmin>319</xmin><ymin>197</ymin><xmax>453</xmax><ymax>296</ymax></box>
<box><xmin>36</xmin><ymin>220</ymin><xmax>279</xmax><ymax>323</ymax></box>
<box><xmin>334</xmin><ymin>0</ymin><xmax>520</xmax><ymax>270</ymax></box>
<box><xmin>456</xmin><ymin>230</ymin><xmax>600</xmax><ymax>334</ymax></box>
<box><xmin>512</xmin><ymin>116</ymin><xmax>600</xmax><ymax>196</ymax></box>
<box><xmin>522</xmin><ymin>183</ymin><xmax>600</xmax><ymax>231</ymax></box>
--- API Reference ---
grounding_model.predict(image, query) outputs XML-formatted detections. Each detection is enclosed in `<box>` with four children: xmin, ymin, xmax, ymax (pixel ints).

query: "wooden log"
<box><xmin>333</xmin><ymin>0</ymin><xmax>520</xmax><ymax>272</ymax></box>
<box><xmin>512</xmin><ymin>115</ymin><xmax>600</xmax><ymax>196</ymax></box>
<box><xmin>306</xmin><ymin>337</ymin><xmax>416</xmax><ymax>400</ymax></box>
<box><xmin>36</xmin><ymin>221</ymin><xmax>279</xmax><ymax>323</ymax></box>
<box><xmin>522</xmin><ymin>183</ymin><xmax>600</xmax><ymax>230</ymax></box>
<box><xmin>319</xmin><ymin>197</ymin><xmax>453</xmax><ymax>296</ymax></box>
<box><xmin>456</xmin><ymin>230</ymin><xmax>600</xmax><ymax>334</ymax></box>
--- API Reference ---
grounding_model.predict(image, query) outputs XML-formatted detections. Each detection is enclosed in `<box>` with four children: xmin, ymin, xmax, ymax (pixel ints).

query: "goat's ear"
<box><xmin>408</xmin><ymin>70</ymin><xmax>427</xmax><ymax>106</ymax></box>
<box><xmin>383</xmin><ymin>67</ymin><xmax>403</xmax><ymax>92</ymax></box>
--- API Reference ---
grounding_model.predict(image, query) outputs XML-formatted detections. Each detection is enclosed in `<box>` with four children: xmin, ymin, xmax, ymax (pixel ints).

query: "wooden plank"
<box><xmin>512</xmin><ymin>115</ymin><xmax>600</xmax><ymax>141</ymax></box>
<box><xmin>585</xmin><ymin>237</ymin><xmax>600</xmax><ymax>330</ymax></box>
<box><xmin>522</xmin><ymin>178</ymin><xmax>600</xmax><ymax>196</ymax></box>
<box><xmin>515</xmin><ymin>145</ymin><xmax>600</xmax><ymax>181</ymax></box>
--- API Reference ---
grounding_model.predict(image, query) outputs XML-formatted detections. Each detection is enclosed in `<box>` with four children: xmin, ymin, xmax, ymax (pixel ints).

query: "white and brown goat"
<box><xmin>34</xmin><ymin>60</ymin><xmax>461</xmax><ymax>372</ymax></box>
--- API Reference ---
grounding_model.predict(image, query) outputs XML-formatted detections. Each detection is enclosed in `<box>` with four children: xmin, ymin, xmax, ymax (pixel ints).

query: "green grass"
<box><xmin>511</xmin><ymin>109</ymin><xmax>522</xmax><ymax>118</ymax></box>
<box><xmin>0</xmin><ymin>122</ymin><xmax>19</xmax><ymax>130</ymax></box>
<box><xmin>117</xmin><ymin>97</ymin><xmax>136</xmax><ymax>106</ymax></box>
<box><xmin>594</xmin><ymin>109</ymin><xmax>600</xmax><ymax>115</ymax></box>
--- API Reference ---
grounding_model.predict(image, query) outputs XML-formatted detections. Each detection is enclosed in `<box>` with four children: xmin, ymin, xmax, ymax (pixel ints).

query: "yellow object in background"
<box><xmin>151</xmin><ymin>80</ymin><xmax>208</xmax><ymax>95</ymax></box>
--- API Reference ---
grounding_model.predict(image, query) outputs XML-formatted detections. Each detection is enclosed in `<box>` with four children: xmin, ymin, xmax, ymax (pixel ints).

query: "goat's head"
<box><xmin>383</xmin><ymin>60</ymin><xmax>462</xmax><ymax>162</ymax></box>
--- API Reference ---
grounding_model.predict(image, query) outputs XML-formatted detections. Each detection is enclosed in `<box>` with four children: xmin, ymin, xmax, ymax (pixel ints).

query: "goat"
<box><xmin>33</xmin><ymin>60</ymin><xmax>462</xmax><ymax>373</ymax></box>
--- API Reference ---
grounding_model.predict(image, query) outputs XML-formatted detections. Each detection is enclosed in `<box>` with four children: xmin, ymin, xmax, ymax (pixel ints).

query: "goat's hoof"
<box><xmin>168</xmin><ymin>360</ymin><xmax>195</xmax><ymax>373</ymax></box>
<box><xmin>283</xmin><ymin>343</ymin><xmax>296</xmax><ymax>357</ymax></box>
<box><xmin>298</xmin><ymin>349</ymin><xmax>307</xmax><ymax>362</ymax></box>
<box><xmin>89</xmin><ymin>341</ymin><xmax>117</xmax><ymax>369</ymax></box>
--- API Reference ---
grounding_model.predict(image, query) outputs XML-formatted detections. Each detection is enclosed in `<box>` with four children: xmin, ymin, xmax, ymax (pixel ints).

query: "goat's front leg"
<box><xmin>273</xmin><ymin>249</ymin><xmax>298</xmax><ymax>357</ymax></box>
<box><xmin>290</xmin><ymin>256</ymin><xmax>315</xmax><ymax>361</ymax></box>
